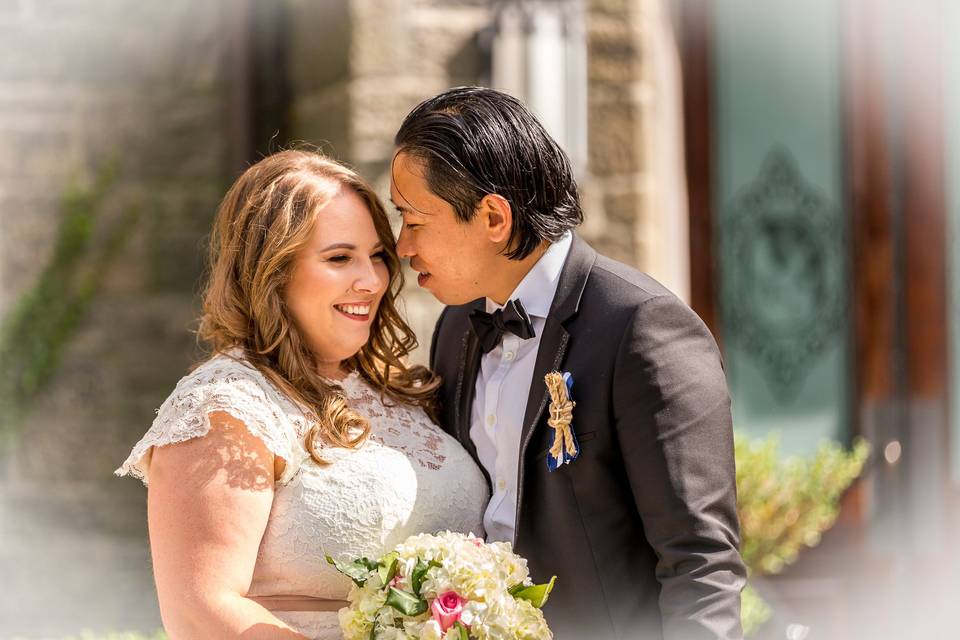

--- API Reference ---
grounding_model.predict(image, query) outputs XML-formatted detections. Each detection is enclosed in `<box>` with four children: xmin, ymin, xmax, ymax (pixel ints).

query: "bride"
<box><xmin>116</xmin><ymin>150</ymin><xmax>488</xmax><ymax>639</ymax></box>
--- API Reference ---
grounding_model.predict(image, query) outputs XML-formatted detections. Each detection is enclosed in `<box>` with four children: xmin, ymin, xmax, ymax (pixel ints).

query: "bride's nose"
<box><xmin>352</xmin><ymin>258</ymin><xmax>384</xmax><ymax>294</ymax></box>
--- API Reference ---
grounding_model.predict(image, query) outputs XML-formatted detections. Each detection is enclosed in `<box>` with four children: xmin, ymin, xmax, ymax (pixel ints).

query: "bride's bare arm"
<box><xmin>147</xmin><ymin>410</ymin><xmax>306</xmax><ymax>640</ymax></box>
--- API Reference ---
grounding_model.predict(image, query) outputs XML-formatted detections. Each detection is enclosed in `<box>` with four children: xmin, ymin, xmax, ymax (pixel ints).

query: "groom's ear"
<box><xmin>478</xmin><ymin>194</ymin><xmax>513</xmax><ymax>246</ymax></box>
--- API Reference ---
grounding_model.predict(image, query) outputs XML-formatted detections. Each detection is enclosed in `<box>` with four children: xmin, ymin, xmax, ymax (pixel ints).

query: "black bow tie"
<box><xmin>469</xmin><ymin>299</ymin><xmax>536</xmax><ymax>354</ymax></box>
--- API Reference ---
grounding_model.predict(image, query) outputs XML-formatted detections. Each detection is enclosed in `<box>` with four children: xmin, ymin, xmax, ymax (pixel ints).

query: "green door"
<box><xmin>713</xmin><ymin>0</ymin><xmax>849</xmax><ymax>454</ymax></box>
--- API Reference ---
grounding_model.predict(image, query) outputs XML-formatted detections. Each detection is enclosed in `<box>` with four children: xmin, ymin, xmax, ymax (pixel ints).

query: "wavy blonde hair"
<box><xmin>198</xmin><ymin>149</ymin><xmax>440</xmax><ymax>463</ymax></box>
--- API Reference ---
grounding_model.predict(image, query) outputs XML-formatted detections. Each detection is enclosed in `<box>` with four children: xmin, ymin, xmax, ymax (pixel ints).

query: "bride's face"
<box><xmin>284</xmin><ymin>186</ymin><xmax>389</xmax><ymax>377</ymax></box>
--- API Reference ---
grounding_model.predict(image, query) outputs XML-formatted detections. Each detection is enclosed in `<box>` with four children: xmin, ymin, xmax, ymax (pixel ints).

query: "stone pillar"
<box><xmin>585</xmin><ymin>0</ymin><xmax>690</xmax><ymax>301</ymax></box>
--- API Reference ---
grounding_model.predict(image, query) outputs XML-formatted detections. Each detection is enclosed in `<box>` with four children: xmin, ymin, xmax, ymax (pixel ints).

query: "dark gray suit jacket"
<box><xmin>430</xmin><ymin>235</ymin><xmax>746</xmax><ymax>639</ymax></box>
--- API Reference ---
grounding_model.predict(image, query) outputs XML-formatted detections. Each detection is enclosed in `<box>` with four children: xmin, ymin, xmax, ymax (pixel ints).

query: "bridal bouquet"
<box><xmin>327</xmin><ymin>531</ymin><xmax>556</xmax><ymax>640</ymax></box>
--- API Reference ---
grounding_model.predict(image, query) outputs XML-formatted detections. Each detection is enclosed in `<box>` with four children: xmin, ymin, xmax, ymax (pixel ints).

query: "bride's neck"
<box><xmin>315</xmin><ymin>358</ymin><xmax>349</xmax><ymax>381</ymax></box>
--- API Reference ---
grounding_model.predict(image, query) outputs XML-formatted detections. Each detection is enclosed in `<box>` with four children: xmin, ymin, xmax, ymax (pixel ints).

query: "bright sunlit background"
<box><xmin>1</xmin><ymin>1</ymin><xmax>958</xmax><ymax>638</ymax></box>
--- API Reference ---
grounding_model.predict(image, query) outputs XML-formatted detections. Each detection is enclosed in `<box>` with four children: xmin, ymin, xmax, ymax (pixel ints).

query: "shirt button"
<box><xmin>486</xmin><ymin>414</ymin><xmax>496</xmax><ymax>426</ymax></box>
<box><xmin>504</xmin><ymin>350</ymin><xmax>515</xmax><ymax>361</ymax></box>
<box><xmin>497</xmin><ymin>479</ymin><xmax>507</xmax><ymax>491</ymax></box>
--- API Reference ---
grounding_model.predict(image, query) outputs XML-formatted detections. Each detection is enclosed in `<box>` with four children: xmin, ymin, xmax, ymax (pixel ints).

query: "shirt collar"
<box><xmin>485</xmin><ymin>232</ymin><xmax>573</xmax><ymax>319</ymax></box>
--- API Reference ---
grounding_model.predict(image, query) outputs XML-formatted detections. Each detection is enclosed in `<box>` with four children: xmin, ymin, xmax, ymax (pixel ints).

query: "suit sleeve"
<box><xmin>612</xmin><ymin>295</ymin><xmax>746</xmax><ymax>640</ymax></box>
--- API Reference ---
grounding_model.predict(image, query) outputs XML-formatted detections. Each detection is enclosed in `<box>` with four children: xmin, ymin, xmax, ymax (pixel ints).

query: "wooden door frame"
<box><xmin>676</xmin><ymin>0</ymin><xmax>952</xmax><ymax>520</ymax></box>
<box><xmin>676</xmin><ymin>0</ymin><xmax>719</xmax><ymax>345</ymax></box>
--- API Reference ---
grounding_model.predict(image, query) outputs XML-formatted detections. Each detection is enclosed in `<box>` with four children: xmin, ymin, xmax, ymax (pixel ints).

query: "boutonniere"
<box><xmin>544</xmin><ymin>371</ymin><xmax>579</xmax><ymax>471</ymax></box>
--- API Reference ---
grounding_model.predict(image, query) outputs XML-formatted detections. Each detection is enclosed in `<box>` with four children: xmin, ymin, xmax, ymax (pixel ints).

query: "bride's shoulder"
<box><xmin>187</xmin><ymin>347</ymin><xmax>260</xmax><ymax>378</ymax></box>
<box><xmin>174</xmin><ymin>349</ymin><xmax>273</xmax><ymax>398</ymax></box>
<box><xmin>116</xmin><ymin>348</ymin><xmax>308</xmax><ymax>485</ymax></box>
<box><xmin>157</xmin><ymin>349</ymin><xmax>302</xmax><ymax>437</ymax></box>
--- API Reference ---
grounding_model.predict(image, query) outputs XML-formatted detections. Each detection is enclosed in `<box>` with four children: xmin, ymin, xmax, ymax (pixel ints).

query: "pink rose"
<box><xmin>430</xmin><ymin>591</ymin><xmax>467</xmax><ymax>631</ymax></box>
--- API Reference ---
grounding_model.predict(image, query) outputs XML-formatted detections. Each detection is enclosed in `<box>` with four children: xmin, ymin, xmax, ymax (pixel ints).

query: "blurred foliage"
<box><xmin>741</xmin><ymin>583</ymin><xmax>772</xmax><ymax>637</ymax></box>
<box><xmin>736</xmin><ymin>433</ymin><xmax>870</xmax><ymax>575</ymax></box>
<box><xmin>0</xmin><ymin>160</ymin><xmax>139</xmax><ymax>449</ymax></box>
<box><xmin>735</xmin><ymin>432</ymin><xmax>870</xmax><ymax>636</ymax></box>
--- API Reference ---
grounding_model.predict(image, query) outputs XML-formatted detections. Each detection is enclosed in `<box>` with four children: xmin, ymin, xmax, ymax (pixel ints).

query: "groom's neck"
<box><xmin>485</xmin><ymin>241</ymin><xmax>550</xmax><ymax>305</ymax></box>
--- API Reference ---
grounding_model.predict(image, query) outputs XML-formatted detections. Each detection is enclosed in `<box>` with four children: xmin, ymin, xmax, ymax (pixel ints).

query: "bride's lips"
<box><xmin>333</xmin><ymin>302</ymin><xmax>372</xmax><ymax>322</ymax></box>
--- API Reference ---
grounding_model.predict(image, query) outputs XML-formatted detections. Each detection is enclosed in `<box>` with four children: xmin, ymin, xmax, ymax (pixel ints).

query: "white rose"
<box><xmin>419</xmin><ymin>619</ymin><xmax>444</xmax><ymax>640</ymax></box>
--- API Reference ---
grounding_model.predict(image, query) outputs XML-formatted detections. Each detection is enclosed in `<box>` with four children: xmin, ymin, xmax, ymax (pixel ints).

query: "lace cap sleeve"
<box><xmin>115</xmin><ymin>354</ymin><xmax>309</xmax><ymax>486</ymax></box>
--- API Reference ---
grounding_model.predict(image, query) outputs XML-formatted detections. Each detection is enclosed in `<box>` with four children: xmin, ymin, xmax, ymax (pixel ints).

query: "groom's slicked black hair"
<box><xmin>394</xmin><ymin>86</ymin><xmax>583</xmax><ymax>260</ymax></box>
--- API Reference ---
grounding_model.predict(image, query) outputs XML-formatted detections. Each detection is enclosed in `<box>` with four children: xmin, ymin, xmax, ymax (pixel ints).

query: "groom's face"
<box><xmin>390</xmin><ymin>152</ymin><xmax>494</xmax><ymax>304</ymax></box>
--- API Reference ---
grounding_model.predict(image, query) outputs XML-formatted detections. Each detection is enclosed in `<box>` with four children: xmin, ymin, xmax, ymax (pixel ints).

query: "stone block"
<box><xmin>286</xmin><ymin>0</ymin><xmax>350</xmax><ymax>94</ymax></box>
<box><xmin>348</xmin><ymin>78</ymin><xmax>444</xmax><ymax>164</ymax></box>
<box><xmin>349</xmin><ymin>0</ymin><xmax>412</xmax><ymax>76</ymax></box>
<box><xmin>412</xmin><ymin>24</ymin><xmax>488</xmax><ymax>84</ymax></box>
<box><xmin>589</xmin><ymin>0</ymin><xmax>634</xmax><ymax>18</ymax></box>
<box><xmin>291</xmin><ymin>84</ymin><xmax>352</xmax><ymax>160</ymax></box>
<box><xmin>0</xmin><ymin>1</ymin><xmax>228</xmax><ymax>89</ymax></box>
<box><xmin>78</xmin><ymin>95</ymin><xmax>230</xmax><ymax>182</ymax></box>
<box><xmin>588</xmin><ymin>101</ymin><xmax>642</xmax><ymax>174</ymax></box>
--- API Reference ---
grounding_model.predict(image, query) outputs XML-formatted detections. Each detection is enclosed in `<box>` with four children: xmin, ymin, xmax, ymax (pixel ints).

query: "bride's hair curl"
<box><xmin>197</xmin><ymin>149</ymin><xmax>439</xmax><ymax>463</ymax></box>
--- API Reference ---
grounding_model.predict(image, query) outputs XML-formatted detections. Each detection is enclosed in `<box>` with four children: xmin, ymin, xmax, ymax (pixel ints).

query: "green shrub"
<box><xmin>735</xmin><ymin>433</ymin><xmax>870</xmax><ymax>635</ymax></box>
<box><xmin>741</xmin><ymin>583</ymin><xmax>772</xmax><ymax>637</ymax></box>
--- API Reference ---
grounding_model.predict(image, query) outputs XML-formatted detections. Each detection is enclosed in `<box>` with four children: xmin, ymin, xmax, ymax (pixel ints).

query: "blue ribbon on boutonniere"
<box><xmin>545</xmin><ymin>371</ymin><xmax>579</xmax><ymax>471</ymax></box>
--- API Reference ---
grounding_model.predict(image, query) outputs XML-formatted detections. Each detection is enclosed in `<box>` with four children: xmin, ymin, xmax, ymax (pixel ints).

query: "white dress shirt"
<box><xmin>469</xmin><ymin>232</ymin><xmax>573</xmax><ymax>543</ymax></box>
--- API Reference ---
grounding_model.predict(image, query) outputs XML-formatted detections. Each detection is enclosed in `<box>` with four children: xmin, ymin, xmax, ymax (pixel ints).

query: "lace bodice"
<box><xmin>116</xmin><ymin>352</ymin><xmax>488</xmax><ymax>639</ymax></box>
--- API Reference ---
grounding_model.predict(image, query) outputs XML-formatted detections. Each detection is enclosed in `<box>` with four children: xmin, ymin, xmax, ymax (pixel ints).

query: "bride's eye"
<box><xmin>327</xmin><ymin>254</ymin><xmax>351</xmax><ymax>264</ymax></box>
<box><xmin>372</xmin><ymin>251</ymin><xmax>387</xmax><ymax>262</ymax></box>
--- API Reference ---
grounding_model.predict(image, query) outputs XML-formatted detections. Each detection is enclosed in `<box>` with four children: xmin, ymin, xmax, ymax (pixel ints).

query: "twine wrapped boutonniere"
<box><xmin>545</xmin><ymin>371</ymin><xmax>580</xmax><ymax>471</ymax></box>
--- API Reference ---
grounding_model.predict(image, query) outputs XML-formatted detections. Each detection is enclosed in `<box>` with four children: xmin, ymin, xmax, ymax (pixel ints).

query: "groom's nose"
<box><xmin>396</xmin><ymin>226</ymin><xmax>415</xmax><ymax>258</ymax></box>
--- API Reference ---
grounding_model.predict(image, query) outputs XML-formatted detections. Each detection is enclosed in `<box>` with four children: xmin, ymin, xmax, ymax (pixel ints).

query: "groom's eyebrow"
<box><xmin>390</xmin><ymin>197</ymin><xmax>431</xmax><ymax>217</ymax></box>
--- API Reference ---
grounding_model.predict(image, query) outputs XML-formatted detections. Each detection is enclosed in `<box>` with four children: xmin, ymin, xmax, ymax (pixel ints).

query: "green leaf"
<box><xmin>453</xmin><ymin>620</ymin><xmax>470</xmax><ymax>640</ymax></box>
<box><xmin>511</xmin><ymin>575</ymin><xmax>556</xmax><ymax>608</ymax></box>
<box><xmin>385</xmin><ymin>587</ymin><xmax>428</xmax><ymax>616</ymax></box>
<box><xmin>326</xmin><ymin>555</ymin><xmax>378</xmax><ymax>587</ymax></box>
<box><xmin>411</xmin><ymin>558</ymin><xmax>441</xmax><ymax>596</ymax></box>
<box><xmin>508</xmin><ymin>583</ymin><xmax>524</xmax><ymax>597</ymax></box>
<box><xmin>378</xmin><ymin>552</ymin><xmax>400</xmax><ymax>585</ymax></box>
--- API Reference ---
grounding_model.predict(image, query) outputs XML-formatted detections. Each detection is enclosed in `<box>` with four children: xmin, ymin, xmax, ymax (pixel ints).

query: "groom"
<box><xmin>390</xmin><ymin>87</ymin><xmax>745</xmax><ymax>639</ymax></box>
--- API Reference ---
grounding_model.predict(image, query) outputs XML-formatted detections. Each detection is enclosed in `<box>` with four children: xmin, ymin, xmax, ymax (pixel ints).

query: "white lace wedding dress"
<box><xmin>116</xmin><ymin>351</ymin><xmax>488</xmax><ymax>639</ymax></box>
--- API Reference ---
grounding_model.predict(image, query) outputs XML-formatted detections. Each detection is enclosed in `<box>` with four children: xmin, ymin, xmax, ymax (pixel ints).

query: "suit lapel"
<box><xmin>452</xmin><ymin>300</ymin><xmax>486</xmax><ymax>481</ymax></box>
<box><xmin>518</xmin><ymin>235</ymin><xmax>597</xmax><ymax>462</ymax></box>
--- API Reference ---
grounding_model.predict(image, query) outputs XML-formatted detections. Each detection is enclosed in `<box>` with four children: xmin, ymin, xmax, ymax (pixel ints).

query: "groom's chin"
<box><xmin>425</xmin><ymin>286</ymin><xmax>471</xmax><ymax>306</ymax></box>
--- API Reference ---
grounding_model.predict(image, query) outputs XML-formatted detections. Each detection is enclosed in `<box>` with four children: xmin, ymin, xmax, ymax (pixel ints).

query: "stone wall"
<box><xmin>0</xmin><ymin>1</ymin><xmax>236</xmax><ymax>634</ymax></box>
<box><xmin>584</xmin><ymin>0</ymin><xmax>690</xmax><ymax>299</ymax></box>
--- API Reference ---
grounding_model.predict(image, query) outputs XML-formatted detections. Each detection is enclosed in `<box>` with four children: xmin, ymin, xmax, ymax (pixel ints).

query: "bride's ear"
<box><xmin>477</xmin><ymin>194</ymin><xmax>513</xmax><ymax>246</ymax></box>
